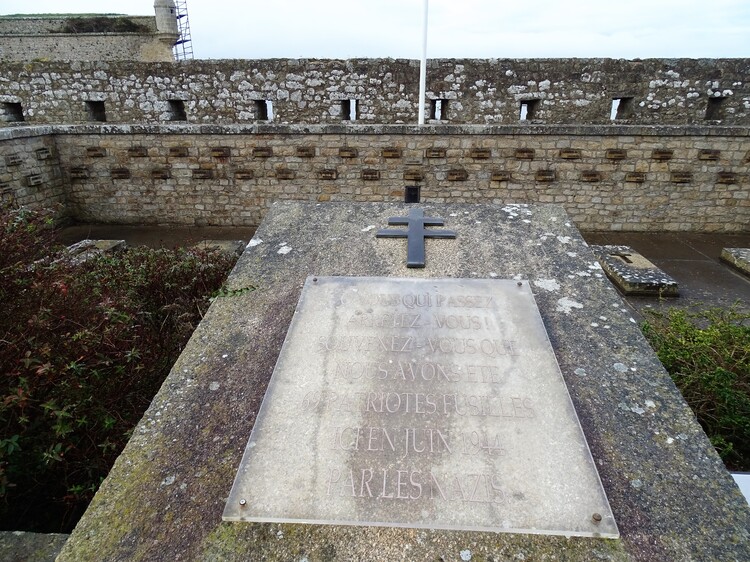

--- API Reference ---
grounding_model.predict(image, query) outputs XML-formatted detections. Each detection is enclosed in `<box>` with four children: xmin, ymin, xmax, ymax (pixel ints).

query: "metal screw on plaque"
<box><xmin>592</xmin><ymin>513</ymin><xmax>602</xmax><ymax>524</ymax></box>
<box><xmin>239</xmin><ymin>499</ymin><xmax>247</xmax><ymax>507</ymax></box>
<box><xmin>312</xmin><ymin>277</ymin><xmax>318</xmax><ymax>282</ymax></box>
<box><xmin>375</xmin><ymin>207</ymin><xmax>456</xmax><ymax>268</ymax></box>
<box><xmin>517</xmin><ymin>281</ymin><xmax>522</xmax><ymax>286</ymax></box>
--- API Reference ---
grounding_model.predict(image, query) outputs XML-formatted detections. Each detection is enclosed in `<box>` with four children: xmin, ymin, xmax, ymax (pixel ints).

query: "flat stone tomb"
<box><xmin>224</xmin><ymin>277</ymin><xmax>618</xmax><ymax>537</ymax></box>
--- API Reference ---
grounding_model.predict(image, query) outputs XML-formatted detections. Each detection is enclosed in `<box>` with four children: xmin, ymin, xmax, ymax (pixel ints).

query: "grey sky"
<box><xmin>2</xmin><ymin>0</ymin><xmax>749</xmax><ymax>60</ymax></box>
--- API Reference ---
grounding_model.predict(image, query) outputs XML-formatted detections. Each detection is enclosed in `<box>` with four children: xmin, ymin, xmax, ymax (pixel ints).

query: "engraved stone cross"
<box><xmin>376</xmin><ymin>207</ymin><xmax>456</xmax><ymax>268</ymax></box>
<box><xmin>609</xmin><ymin>251</ymin><xmax>633</xmax><ymax>264</ymax></box>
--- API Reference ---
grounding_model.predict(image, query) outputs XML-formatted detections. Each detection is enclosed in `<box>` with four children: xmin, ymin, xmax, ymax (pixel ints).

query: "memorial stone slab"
<box><xmin>193</xmin><ymin>239</ymin><xmax>246</xmax><ymax>257</ymax></box>
<box><xmin>721</xmin><ymin>247</ymin><xmax>750</xmax><ymax>277</ymax></box>
<box><xmin>58</xmin><ymin>203</ymin><xmax>750</xmax><ymax>561</ymax></box>
<box><xmin>64</xmin><ymin>239</ymin><xmax>126</xmax><ymax>264</ymax></box>
<box><xmin>591</xmin><ymin>244</ymin><xmax>679</xmax><ymax>296</ymax></box>
<box><xmin>224</xmin><ymin>277</ymin><xmax>617</xmax><ymax>537</ymax></box>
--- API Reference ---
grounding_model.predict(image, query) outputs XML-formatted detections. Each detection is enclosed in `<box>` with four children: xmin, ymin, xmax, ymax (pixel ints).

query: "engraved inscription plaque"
<box><xmin>224</xmin><ymin>277</ymin><xmax>618</xmax><ymax>537</ymax></box>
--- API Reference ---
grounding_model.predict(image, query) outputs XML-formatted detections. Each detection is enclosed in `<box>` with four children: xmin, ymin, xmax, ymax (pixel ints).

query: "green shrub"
<box><xmin>642</xmin><ymin>306</ymin><xmax>750</xmax><ymax>470</ymax></box>
<box><xmin>0</xmin><ymin>206</ymin><xmax>238</xmax><ymax>532</ymax></box>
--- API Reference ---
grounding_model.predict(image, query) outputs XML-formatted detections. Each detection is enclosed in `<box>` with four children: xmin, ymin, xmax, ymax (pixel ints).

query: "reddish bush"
<box><xmin>0</xmin><ymin>206</ymin><xmax>238</xmax><ymax>531</ymax></box>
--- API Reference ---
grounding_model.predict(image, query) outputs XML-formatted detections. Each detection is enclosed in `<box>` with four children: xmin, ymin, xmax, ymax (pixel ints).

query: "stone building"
<box><xmin>0</xmin><ymin>0</ymin><xmax>178</xmax><ymax>63</ymax></box>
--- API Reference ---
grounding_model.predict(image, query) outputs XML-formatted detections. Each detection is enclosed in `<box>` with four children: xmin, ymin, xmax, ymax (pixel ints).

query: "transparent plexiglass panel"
<box><xmin>224</xmin><ymin>277</ymin><xmax>618</xmax><ymax>538</ymax></box>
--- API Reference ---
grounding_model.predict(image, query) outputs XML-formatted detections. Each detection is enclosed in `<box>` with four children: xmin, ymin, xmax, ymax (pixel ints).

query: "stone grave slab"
<box><xmin>224</xmin><ymin>277</ymin><xmax>617</xmax><ymax>537</ymax></box>
<box><xmin>591</xmin><ymin>244</ymin><xmax>679</xmax><ymax>296</ymax></box>
<box><xmin>64</xmin><ymin>238</ymin><xmax>126</xmax><ymax>264</ymax></box>
<box><xmin>0</xmin><ymin>531</ymin><xmax>68</xmax><ymax>562</ymax></box>
<box><xmin>58</xmin><ymin>203</ymin><xmax>750</xmax><ymax>562</ymax></box>
<box><xmin>721</xmin><ymin>247</ymin><xmax>750</xmax><ymax>277</ymax></box>
<box><xmin>194</xmin><ymin>239</ymin><xmax>246</xmax><ymax>256</ymax></box>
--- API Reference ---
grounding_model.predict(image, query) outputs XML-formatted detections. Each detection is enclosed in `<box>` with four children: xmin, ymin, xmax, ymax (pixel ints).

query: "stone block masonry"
<box><xmin>0</xmin><ymin>58</ymin><xmax>749</xmax><ymax>126</ymax></box>
<box><xmin>0</xmin><ymin>56</ymin><xmax>747</xmax><ymax>233</ymax></box>
<box><xmin>0</xmin><ymin>127</ymin><xmax>65</xmax><ymax>211</ymax></box>
<box><xmin>1</xmin><ymin>123</ymin><xmax>748</xmax><ymax>232</ymax></box>
<box><xmin>0</xmin><ymin>15</ymin><xmax>174</xmax><ymax>63</ymax></box>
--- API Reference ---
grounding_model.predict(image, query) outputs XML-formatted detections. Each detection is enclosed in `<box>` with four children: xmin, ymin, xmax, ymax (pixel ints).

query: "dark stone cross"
<box><xmin>376</xmin><ymin>208</ymin><xmax>457</xmax><ymax>268</ymax></box>
<box><xmin>609</xmin><ymin>251</ymin><xmax>633</xmax><ymax>264</ymax></box>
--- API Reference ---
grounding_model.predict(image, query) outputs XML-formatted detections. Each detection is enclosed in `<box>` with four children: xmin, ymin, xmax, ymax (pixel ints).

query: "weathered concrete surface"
<box><xmin>591</xmin><ymin>245</ymin><xmax>679</xmax><ymax>296</ymax></box>
<box><xmin>0</xmin><ymin>531</ymin><xmax>68</xmax><ymax>561</ymax></box>
<box><xmin>58</xmin><ymin>202</ymin><xmax>750</xmax><ymax>561</ymax></box>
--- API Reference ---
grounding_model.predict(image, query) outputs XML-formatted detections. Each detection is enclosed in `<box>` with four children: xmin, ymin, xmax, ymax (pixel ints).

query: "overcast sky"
<box><xmin>2</xmin><ymin>0</ymin><xmax>749</xmax><ymax>60</ymax></box>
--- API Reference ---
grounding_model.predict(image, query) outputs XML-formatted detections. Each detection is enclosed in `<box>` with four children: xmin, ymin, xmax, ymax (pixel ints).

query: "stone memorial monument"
<box><xmin>58</xmin><ymin>202</ymin><xmax>750</xmax><ymax>561</ymax></box>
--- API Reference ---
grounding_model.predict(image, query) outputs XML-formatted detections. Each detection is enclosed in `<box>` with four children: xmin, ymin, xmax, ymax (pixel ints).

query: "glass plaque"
<box><xmin>224</xmin><ymin>277</ymin><xmax>618</xmax><ymax>537</ymax></box>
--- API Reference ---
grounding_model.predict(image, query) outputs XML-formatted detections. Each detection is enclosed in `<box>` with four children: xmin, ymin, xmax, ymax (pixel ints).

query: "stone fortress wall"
<box><xmin>0</xmin><ymin>16</ymin><xmax>158</xmax><ymax>35</ymax></box>
<box><xmin>0</xmin><ymin>15</ymin><xmax>174</xmax><ymax>63</ymax></box>
<box><xmin>0</xmin><ymin>58</ymin><xmax>748</xmax><ymax>232</ymax></box>
<box><xmin>0</xmin><ymin>58</ymin><xmax>748</xmax><ymax>125</ymax></box>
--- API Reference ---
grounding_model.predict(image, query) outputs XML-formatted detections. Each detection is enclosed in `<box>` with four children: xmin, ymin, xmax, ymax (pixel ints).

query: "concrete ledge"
<box><xmin>0</xmin><ymin>531</ymin><xmax>68</xmax><ymax>562</ymax></box>
<box><xmin>45</xmin><ymin>123</ymin><xmax>750</xmax><ymax>137</ymax></box>
<box><xmin>721</xmin><ymin>248</ymin><xmax>750</xmax><ymax>277</ymax></box>
<box><xmin>592</xmin><ymin>245</ymin><xmax>679</xmax><ymax>296</ymax></box>
<box><xmin>0</xmin><ymin>125</ymin><xmax>54</xmax><ymax>141</ymax></box>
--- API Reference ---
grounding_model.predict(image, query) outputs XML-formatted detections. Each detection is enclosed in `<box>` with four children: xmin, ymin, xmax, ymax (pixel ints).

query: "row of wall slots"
<box><xmin>64</xmin><ymin>166</ymin><xmax>741</xmax><ymax>185</ymax></box>
<box><xmin>79</xmin><ymin>146</ymin><xmax>739</xmax><ymax>162</ymax></box>
<box><xmin>0</xmin><ymin>95</ymin><xmax>737</xmax><ymax>123</ymax></box>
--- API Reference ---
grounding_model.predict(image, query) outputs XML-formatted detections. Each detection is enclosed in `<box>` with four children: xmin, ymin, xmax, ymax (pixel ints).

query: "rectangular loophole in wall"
<box><xmin>404</xmin><ymin>185</ymin><xmax>420</xmax><ymax>203</ymax></box>
<box><xmin>341</xmin><ymin>99</ymin><xmax>358</xmax><ymax>121</ymax></box>
<box><xmin>168</xmin><ymin>100</ymin><xmax>187</xmax><ymax>121</ymax></box>
<box><xmin>1</xmin><ymin>102</ymin><xmax>24</xmax><ymax>122</ymax></box>
<box><xmin>705</xmin><ymin>97</ymin><xmax>726</xmax><ymax>120</ymax></box>
<box><xmin>519</xmin><ymin>99</ymin><xmax>539</xmax><ymax>121</ymax></box>
<box><xmin>610</xmin><ymin>97</ymin><xmax>634</xmax><ymax>120</ymax></box>
<box><xmin>85</xmin><ymin>101</ymin><xmax>106</xmax><ymax>122</ymax></box>
<box><xmin>431</xmin><ymin>99</ymin><xmax>448</xmax><ymax>120</ymax></box>
<box><xmin>255</xmin><ymin>100</ymin><xmax>273</xmax><ymax>121</ymax></box>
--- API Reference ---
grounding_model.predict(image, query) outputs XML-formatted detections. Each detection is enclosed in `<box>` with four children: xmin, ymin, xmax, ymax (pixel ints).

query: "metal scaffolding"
<box><xmin>173</xmin><ymin>0</ymin><xmax>194</xmax><ymax>60</ymax></box>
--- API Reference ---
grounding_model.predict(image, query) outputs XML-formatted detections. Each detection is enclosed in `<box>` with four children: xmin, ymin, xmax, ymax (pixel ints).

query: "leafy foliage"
<box><xmin>642</xmin><ymin>306</ymin><xmax>750</xmax><ymax>470</ymax></box>
<box><xmin>0</xmin><ymin>206</ymin><xmax>238</xmax><ymax>532</ymax></box>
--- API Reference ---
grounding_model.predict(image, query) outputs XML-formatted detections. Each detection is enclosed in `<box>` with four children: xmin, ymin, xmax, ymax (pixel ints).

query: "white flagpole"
<box><xmin>418</xmin><ymin>0</ymin><xmax>428</xmax><ymax>125</ymax></box>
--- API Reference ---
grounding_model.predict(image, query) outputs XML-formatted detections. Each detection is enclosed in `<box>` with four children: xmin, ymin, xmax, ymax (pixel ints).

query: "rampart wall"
<box><xmin>0</xmin><ymin>58</ymin><xmax>747</xmax><ymax>232</ymax></box>
<box><xmin>0</xmin><ymin>127</ymin><xmax>64</xmax><ymax>209</ymax></box>
<box><xmin>0</xmin><ymin>16</ymin><xmax>172</xmax><ymax>63</ymax></box>
<box><xmin>0</xmin><ymin>16</ymin><xmax>158</xmax><ymax>34</ymax></box>
<box><xmin>0</xmin><ymin>59</ymin><xmax>748</xmax><ymax>125</ymax></box>
<box><xmin>1</xmin><ymin>124</ymin><xmax>747</xmax><ymax>232</ymax></box>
